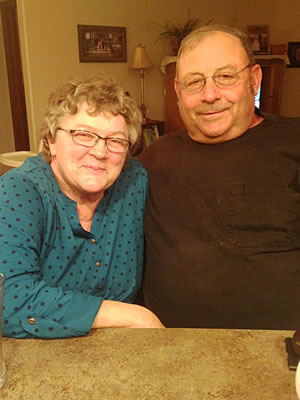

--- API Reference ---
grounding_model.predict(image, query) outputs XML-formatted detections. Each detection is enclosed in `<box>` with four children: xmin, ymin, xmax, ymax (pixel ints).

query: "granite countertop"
<box><xmin>0</xmin><ymin>329</ymin><xmax>296</xmax><ymax>399</ymax></box>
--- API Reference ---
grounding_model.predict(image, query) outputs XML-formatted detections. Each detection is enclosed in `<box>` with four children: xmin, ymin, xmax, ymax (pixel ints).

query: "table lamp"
<box><xmin>130</xmin><ymin>45</ymin><xmax>152</xmax><ymax>122</ymax></box>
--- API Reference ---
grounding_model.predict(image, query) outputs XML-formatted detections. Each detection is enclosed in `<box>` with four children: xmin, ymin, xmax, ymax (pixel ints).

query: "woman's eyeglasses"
<box><xmin>57</xmin><ymin>128</ymin><xmax>130</xmax><ymax>153</ymax></box>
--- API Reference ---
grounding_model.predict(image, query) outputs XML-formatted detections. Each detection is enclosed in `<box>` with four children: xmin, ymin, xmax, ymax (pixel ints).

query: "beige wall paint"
<box><xmin>10</xmin><ymin>0</ymin><xmax>300</xmax><ymax>150</ymax></box>
<box><xmin>245</xmin><ymin>0</ymin><xmax>300</xmax><ymax>117</ymax></box>
<box><xmin>0</xmin><ymin>9</ymin><xmax>15</xmax><ymax>153</ymax></box>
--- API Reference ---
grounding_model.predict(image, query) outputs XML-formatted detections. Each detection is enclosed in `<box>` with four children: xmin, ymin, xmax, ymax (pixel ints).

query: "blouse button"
<box><xmin>28</xmin><ymin>317</ymin><xmax>36</xmax><ymax>325</ymax></box>
<box><xmin>91</xmin><ymin>239</ymin><xmax>96</xmax><ymax>244</ymax></box>
<box><xmin>96</xmin><ymin>261</ymin><xmax>101</xmax><ymax>267</ymax></box>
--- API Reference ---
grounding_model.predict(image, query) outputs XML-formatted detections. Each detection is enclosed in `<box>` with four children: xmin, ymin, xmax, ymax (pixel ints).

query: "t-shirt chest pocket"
<box><xmin>218</xmin><ymin>183</ymin><xmax>300</xmax><ymax>249</ymax></box>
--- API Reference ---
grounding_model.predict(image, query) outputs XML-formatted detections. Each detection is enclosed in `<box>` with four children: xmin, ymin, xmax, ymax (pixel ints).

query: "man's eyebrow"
<box><xmin>215</xmin><ymin>64</ymin><xmax>238</xmax><ymax>72</ymax></box>
<box><xmin>183</xmin><ymin>72</ymin><xmax>205</xmax><ymax>79</ymax></box>
<box><xmin>183</xmin><ymin>64</ymin><xmax>239</xmax><ymax>78</ymax></box>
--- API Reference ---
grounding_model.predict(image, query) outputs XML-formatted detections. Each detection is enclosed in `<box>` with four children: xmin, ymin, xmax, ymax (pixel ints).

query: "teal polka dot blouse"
<box><xmin>0</xmin><ymin>154</ymin><xmax>147</xmax><ymax>338</ymax></box>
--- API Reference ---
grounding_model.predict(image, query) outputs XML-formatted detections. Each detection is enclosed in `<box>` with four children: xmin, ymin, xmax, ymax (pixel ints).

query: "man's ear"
<box><xmin>174</xmin><ymin>78</ymin><xmax>180</xmax><ymax>99</ymax></box>
<box><xmin>250</xmin><ymin>64</ymin><xmax>263</xmax><ymax>96</ymax></box>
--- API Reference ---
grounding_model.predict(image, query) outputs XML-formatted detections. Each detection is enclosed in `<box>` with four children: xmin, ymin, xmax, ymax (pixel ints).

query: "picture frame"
<box><xmin>288</xmin><ymin>42</ymin><xmax>300</xmax><ymax>67</ymax></box>
<box><xmin>142</xmin><ymin>124</ymin><xmax>160</xmax><ymax>147</ymax></box>
<box><xmin>247</xmin><ymin>25</ymin><xmax>270</xmax><ymax>55</ymax></box>
<box><xmin>77</xmin><ymin>24</ymin><xmax>127</xmax><ymax>62</ymax></box>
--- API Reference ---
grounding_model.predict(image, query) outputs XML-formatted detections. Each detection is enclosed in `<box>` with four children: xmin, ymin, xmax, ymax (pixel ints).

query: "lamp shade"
<box><xmin>130</xmin><ymin>45</ymin><xmax>152</xmax><ymax>69</ymax></box>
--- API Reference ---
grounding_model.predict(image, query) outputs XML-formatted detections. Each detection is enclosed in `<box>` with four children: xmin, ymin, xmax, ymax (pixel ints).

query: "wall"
<box><xmin>4</xmin><ymin>0</ymin><xmax>300</xmax><ymax>150</ymax></box>
<box><xmin>246</xmin><ymin>0</ymin><xmax>300</xmax><ymax>116</ymax></box>
<box><xmin>17</xmin><ymin>0</ymin><xmax>171</xmax><ymax>151</ymax></box>
<box><xmin>0</xmin><ymin>2</ymin><xmax>15</xmax><ymax>153</ymax></box>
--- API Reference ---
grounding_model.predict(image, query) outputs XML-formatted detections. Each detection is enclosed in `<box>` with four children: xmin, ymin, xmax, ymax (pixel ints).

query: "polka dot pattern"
<box><xmin>0</xmin><ymin>154</ymin><xmax>147</xmax><ymax>338</ymax></box>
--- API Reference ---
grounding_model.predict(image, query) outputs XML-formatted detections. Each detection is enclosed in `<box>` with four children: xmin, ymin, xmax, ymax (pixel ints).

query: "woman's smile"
<box><xmin>82</xmin><ymin>164</ymin><xmax>106</xmax><ymax>173</ymax></box>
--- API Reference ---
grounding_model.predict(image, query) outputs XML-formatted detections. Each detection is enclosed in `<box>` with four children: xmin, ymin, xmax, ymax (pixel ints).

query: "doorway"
<box><xmin>0</xmin><ymin>0</ymin><xmax>29</xmax><ymax>150</ymax></box>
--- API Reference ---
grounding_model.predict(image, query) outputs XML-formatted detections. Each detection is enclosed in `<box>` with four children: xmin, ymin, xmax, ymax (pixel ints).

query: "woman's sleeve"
<box><xmin>0</xmin><ymin>173</ymin><xmax>102</xmax><ymax>338</ymax></box>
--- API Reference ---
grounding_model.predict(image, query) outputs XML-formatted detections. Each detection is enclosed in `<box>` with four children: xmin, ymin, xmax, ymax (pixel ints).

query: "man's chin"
<box><xmin>188</xmin><ymin>121</ymin><xmax>229</xmax><ymax>144</ymax></box>
<box><xmin>187</xmin><ymin>130</ymin><xmax>222</xmax><ymax>144</ymax></box>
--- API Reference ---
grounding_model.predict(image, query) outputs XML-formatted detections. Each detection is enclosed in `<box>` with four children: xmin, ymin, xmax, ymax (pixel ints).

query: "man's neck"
<box><xmin>250</xmin><ymin>109</ymin><xmax>264</xmax><ymax>129</ymax></box>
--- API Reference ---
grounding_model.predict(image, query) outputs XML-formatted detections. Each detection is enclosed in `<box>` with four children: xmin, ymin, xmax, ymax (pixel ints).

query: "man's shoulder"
<box><xmin>138</xmin><ymin>130</ymin><xmax>187</xmax><ymax>166</ymax></box>
<box><xmin>262</xmin><ymin>113</ymin><xmax>300</xmax><ymax>128</ymax></box>
<box><xmin>252</xmin><ymin>111</ymin><xmax>300</xmax><ymax>139</ymax></box>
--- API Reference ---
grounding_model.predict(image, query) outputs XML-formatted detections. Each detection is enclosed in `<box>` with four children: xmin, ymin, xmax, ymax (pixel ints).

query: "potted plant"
<box><xmin>157</xmin><ymin>9</ymin><xmax>213</xmax><ymax>55</ymax></box>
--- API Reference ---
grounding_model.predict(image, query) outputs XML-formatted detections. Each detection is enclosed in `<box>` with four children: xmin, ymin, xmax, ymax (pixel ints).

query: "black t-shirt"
<box><xmin>138</xmin><ymin>116</ymin><xmax>300</xmax><ymax>329</ymax></box>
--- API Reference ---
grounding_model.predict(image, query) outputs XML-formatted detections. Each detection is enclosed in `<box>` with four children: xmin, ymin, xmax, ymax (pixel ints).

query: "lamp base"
<box><xmin>140</xmin><ymin>103</ymin><xmax>148</xmax><ymax>124</ymax></box>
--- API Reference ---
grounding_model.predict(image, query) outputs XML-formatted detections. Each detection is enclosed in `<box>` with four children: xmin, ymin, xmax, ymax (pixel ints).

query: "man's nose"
<box><xmin>199</xmin><ymin>77</ymin><xmax>222</xmax><ymax>103</ymax></box>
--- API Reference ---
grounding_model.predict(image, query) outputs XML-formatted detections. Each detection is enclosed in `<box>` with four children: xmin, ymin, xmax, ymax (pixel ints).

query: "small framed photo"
<box><xmin>247</xmin><ymin>25</ymin><xmax>270</xmax><ymax>55</ymax></box>
<box><xmin>142</xmin><ymin>125</ymin><xmax>159</xmax><ymax>147</ymax></box>
<box><xmin>288</xmin><ymin>42</ymin><xmax>300</xmax><ymax>67</ymax></box>
<box><xmin>77</xmin><ymin>24</ymin><xmax>127</xmax><ymax>62</ymax></box>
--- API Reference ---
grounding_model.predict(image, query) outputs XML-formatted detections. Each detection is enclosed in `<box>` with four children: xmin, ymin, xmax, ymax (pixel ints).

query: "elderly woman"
<box><xmin>0</xmin><ymin>73</ymin><xmax>163</xmax><ymax>338</ymax></box>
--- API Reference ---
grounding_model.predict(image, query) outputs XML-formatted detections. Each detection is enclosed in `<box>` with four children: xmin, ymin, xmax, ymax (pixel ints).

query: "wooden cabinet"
<box><xmin>255</xmin><ymin>58</ymin><xmax>285</xmax><ymax>115</ymax></box>
<box><xmin>164</xmin><ymin>61</ymin><xmax>185</xmax><ymax>134</ymax></box>
<box><xmin>164</xmin><ymin>58</ymin><xmax>286</xmax><ymax>133</ymax></box>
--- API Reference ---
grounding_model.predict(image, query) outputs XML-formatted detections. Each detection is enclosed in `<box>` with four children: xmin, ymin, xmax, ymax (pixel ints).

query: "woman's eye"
<box><xmin>109</xmin><ymin>138</ymin><xmax>122</xmax><ymax>144</ymax></box>
<box><xmin>75</xmin><ymin>132</ymin><xmax>93</xmax><ymax>140</ymax></box>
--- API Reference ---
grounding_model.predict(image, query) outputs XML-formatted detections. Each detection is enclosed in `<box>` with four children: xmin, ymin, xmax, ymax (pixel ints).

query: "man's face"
<box><xmin>175</xmin><ymin>32</ymin><xmax>262</xmax><ymax>144</ymax></box>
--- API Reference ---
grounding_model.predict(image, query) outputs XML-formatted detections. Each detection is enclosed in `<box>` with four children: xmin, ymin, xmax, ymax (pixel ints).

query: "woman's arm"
<box><xmin>1</xmin><ymin>170</ymin><xmax>163</xmax><ymax>338</ymax></box>
<box><xmin>0</xmin><ymin>172</ymin><xmax>100</xmax><ymax>338</ymax></box>
<box><xmin>91</xmin><ymin>300</ymin><xmax>165</xmax><ymax>328</ymax></box>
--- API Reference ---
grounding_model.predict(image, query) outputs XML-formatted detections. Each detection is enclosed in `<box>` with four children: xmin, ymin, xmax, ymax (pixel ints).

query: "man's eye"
<box><xmin>217</xmin><ymin>73</ymin><xmax>235</xmax><ymax>80</ymax></box>
<box><xmin>186</xmin><ymin>78</ymin><xmax>204</xmax><ymax>87</ymax></box>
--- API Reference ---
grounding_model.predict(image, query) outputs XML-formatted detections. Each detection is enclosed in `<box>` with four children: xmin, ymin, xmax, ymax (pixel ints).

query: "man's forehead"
<box><xmin>186</xmin><ymin>31</ymin><xmax>244</xmax><ymax>53</ymax></box>
<box><xmin>178</xmin><ymin>32</ymin><xmax>247</xmax><ymax>75</ymax></box>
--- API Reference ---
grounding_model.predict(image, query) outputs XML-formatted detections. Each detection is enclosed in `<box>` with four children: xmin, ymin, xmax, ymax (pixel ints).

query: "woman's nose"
<box><xmin>89</xmin><ymin>138</ymin><xmax>108</xmax><ymax>157</ymax></box>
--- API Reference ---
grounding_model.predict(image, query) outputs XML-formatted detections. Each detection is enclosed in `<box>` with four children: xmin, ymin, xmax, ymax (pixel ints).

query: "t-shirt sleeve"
<box><xmin>0</xmin><ymin>172</ymin><xmax>102</xmax><ymax>338</ymax></box>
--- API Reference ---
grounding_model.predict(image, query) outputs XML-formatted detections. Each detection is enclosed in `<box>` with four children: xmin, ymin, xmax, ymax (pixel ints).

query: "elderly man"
<box><xmin>138</xmin><ymin>25</ymin><xmax>300</xmax><ymax>329</ymax></box>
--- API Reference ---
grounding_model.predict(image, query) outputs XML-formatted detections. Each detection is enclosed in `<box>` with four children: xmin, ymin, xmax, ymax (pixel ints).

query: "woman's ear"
<box><xmin>47</xmin><ymin>133</ymin><xmax>56</xmax><ymax>157</ymax></box>
<box><xmin>250</xmin><ymin>64</ymin><xmax>263</xmax><ymax>96</ymax></box>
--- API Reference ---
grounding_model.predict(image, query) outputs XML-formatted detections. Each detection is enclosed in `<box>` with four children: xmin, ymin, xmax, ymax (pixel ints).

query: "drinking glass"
<box><xmin>0</xmin><ymin>273</ymin><xmax>7</xmax><ymax>389</ymax></box>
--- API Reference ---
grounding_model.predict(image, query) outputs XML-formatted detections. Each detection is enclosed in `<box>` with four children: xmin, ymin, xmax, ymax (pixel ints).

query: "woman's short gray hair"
<box><xmin>40</xmin><ymin>73</ymin><xmax>142</xmax><ymax>162</ymax></box>
<box><xmin>177</xmin><ymin>24</ymin><xmax>255</xmax><ymax>77</ymax></box>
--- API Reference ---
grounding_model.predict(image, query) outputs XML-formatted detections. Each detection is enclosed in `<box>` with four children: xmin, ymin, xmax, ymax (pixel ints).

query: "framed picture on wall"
<box><xmin>247</xmin><ymin>25</ymin><xmax>270</xmax><ymax>55</ymax></box>
<box><xmin>77</xmin><ymin>24</ymin><xmax>127</xmax><ymax>62</ymax></box>
<box><xmin>142</xmin><ymin>124</ymin><xmax>160</xmax><ymax>147</ymax></box>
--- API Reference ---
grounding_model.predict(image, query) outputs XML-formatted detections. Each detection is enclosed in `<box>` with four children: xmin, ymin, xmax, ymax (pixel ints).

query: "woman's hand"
<box><xmin>91</xmin><ymin>300</ymin><xmax>165</xmax><ymax>329</ymax></box>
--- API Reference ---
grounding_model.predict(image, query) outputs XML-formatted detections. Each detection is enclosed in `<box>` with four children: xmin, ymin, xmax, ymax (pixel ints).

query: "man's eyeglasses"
<box><xmin>57</xmin><ymin>128</ymin><xmax>131</xmax><ymax>153</ymax></box>
<box><xmin>178</xmin><ymin>64</ymin><xmax>252</xmax><ymax>94</ymax></box>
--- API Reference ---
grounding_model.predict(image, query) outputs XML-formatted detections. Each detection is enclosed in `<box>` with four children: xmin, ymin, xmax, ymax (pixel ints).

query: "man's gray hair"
<box><xmin>177</xmin><ymin>25</ymin><xmax>254</xmax><ymax>77</ymax></box>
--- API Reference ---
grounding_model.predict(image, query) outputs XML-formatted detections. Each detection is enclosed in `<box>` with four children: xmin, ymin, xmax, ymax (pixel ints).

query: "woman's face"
<box><xmin>48</xmin><ymin>102</ymin><xmax>129</xmax><ymax>203</ymax></box>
